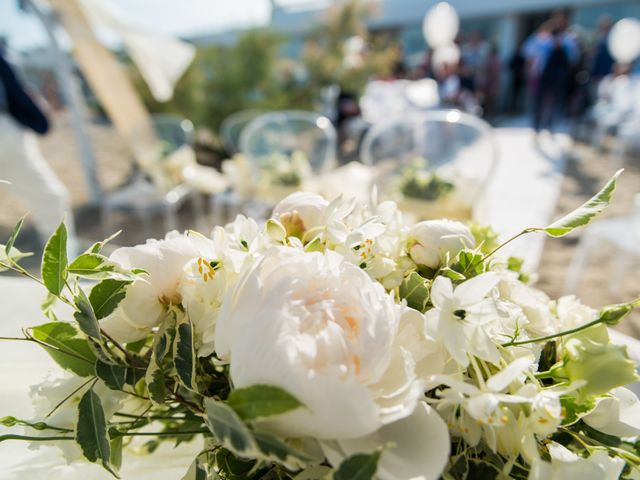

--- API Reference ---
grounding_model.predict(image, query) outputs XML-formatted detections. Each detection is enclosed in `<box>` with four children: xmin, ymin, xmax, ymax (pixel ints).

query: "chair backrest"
<box><xmin>360</xmin><ymin>109</ymin><xmax>498</xmax><ymax>216</ymax></box>
<box><xmin>220</xmin><ymin>109</ymin><xmax>266</xmax><ymax>154</ymax></box>
<box><xmin>239</xmin><ymin>110</ymin><xmax>338</xmax><ymax>176</ymax></box>
<box><xmin>152</xmin><ymin>114</ymin><xmax>195</xmax><ymax>153</ymax></box>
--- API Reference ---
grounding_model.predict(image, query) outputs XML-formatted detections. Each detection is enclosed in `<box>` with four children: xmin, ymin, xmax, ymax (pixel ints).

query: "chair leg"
<box><xmin>164</xmin><ymin>204</ymin><xmax>178</xmax><ymax>233</ymax></box>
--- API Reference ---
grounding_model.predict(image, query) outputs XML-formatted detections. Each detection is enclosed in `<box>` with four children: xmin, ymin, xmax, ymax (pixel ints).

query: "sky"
<box><xmin>0</xmin><ymin>0</ymin><xmax>311</xmax><ymax>51</ymax></box>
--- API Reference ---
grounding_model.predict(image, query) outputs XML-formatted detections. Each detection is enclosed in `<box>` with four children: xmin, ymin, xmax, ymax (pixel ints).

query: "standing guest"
<box><xmin>508</xmin><ymin>44</ymin><xmax>526</xmax><ymax>114</ymax></box>
<box><xmin>589</xmin><ymin>15</ymin><xmax>615</xmax><ymax>102</ymax></box>
<box><xmin>0</xmin><ymin>44</ymin><xmax>77</xmax><ymax>256</ymax></box>
<box><xmin>483</xmin><ymin>45</ymin><xmax>501</xmax><ymax>119</ymax></box>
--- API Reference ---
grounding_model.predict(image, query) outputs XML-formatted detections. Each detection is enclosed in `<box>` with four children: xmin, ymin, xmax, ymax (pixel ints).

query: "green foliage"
<box><xmin>67</xmin><ymin>253</ymin><xmax>139</xmax><ymax>281</ymax></box>
<box><xmin>95</xmin><ymin>360</ymin><xmax>128</xmax><ymax>391</ymax></box>
<box><xmin>4</xmin><ymin>213</ymin><xmax>26</xmax><ymax>258</ymax></box>
<box><xmin>76</xmin><ymin>388</ymin><xmax>117</xmax><ymax>476</ymax></box>
<box><xmin>227</xmin><ymin>385</ymin><xmax>304</xmax><ymax>421</ymax></box>
<box><xmin>41</xmin><ymin>222</ymin><xmax>68</xmax><ymax>296</ymax></box>
<box><xmin>542</xmin><ymin>169</ymin><xmax>622</xmax><ymax>237</ymax></box>
<box><xmin>74</xmin><ymin>288</ymin><xmax>102</xmax><ymax>340</ymax></box>
<box><xmin>181</xmin><ymin>455</ymin><xmax>208</xmax><ymax>480</ymax></box>
<box><xmin>204</xmin><ymin>399</ymin><xmax>257</xmax><ymax>456</ymax></box>
<box><xmin>89</xmin><ymin>279</ymin><xmax>131</xmax><ymax>320</ymax></box>
<box><xmin>30</xmin><ymin>322</ymin><xmax>96</xmax><ymax>377</ymax></box>
<box><xmin>0</xmin><ymin>245</ymin><xmax>31</xmax><ymax>271</ymax></box>
<box><xmin>333</xmin><ymin>450</ymin><xmax>381</xmax><ymax>480</ymax></box>
<box><xmin>174</xmin><ymin>318</ymin><xmax>198</xmax><ymax>391</ymax></box>
<box><xmin>399</xmin><ymin>271</ymin><xmax>430</xmax><ymax>312</ymax></box>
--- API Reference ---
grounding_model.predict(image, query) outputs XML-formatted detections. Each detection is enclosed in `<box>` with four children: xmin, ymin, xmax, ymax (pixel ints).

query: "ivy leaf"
<box><xmin>30</xmin><ymin>322</ymin><xmax>96</xmax><ymax>377</ymax></box>
<box><xmin>76</xmin><ymin>388</ymin><xmax>117</xmax><ymax>477</ymax></box>
<box><xmin>204</xmin><ymin>399</ymin><xmax>257</xmax><ymax>457</ymax></box>
<box><xmin>333</xmin><ymin>451</ymin><xmax>381</xmax><ymax>480</ymax></box>
<box><xmin>541</xmin><ymin>169</ymin><xmax>622</xmax><ymax>237</ymax></box>
<box><xmin>294</xmin><ymin>466</ymin><xmax>333</xmax><ymax>480</ymax></box>
<box><xmin>41</xmin><ymin>222</ymin><xmax>68</xmax><ymax>296</ymax></box>
<box><xmin>89</xmin><ymin>279</ymin><xmax>131</xmax><ymax>320</ymax></box>
<box><xmin>253</xmin><ymin>430</ymin><xmax>317</xmax><ymax>467</ymax></box>
<box><xmin>67</xmin><ymin>253</ymin><xmax>139</xmax><ymax>281</ymax></box>
<box><xmin>74</xmin><ymin>288</ymin><xmax>102</xmax><ymax>340</ymax></box>
<box><xmin>399</xmin><ymin>272</ymin><xmax>430</xmax><ymax>312</ymax></box>
<box><xmin>95</xmin><ymin>359</ymin><xmax>127</xmax><ymax>391</ymax></box>
<box><xmin>227</xmin><ymin>385</ymin><xmax>304</xmax><ymax>421</ymax></box>
<box><xmin>5</xmin><ymin>214</ymin><xmax>27</xmax><ymax>258</ymax></box>
<box><xmin>173</xmin><ymin>318</ymin><xmax>197</xmax><ymax>391</ymax></box>
<box><xmin>145</xmin><ymin>353</ymin><xmax>166</xmax><ymax>405</ymax></box>
<box><xmin>110</xmin><ymin>436</ymin><xmax>123</xmax><ymax>471</ymax></box>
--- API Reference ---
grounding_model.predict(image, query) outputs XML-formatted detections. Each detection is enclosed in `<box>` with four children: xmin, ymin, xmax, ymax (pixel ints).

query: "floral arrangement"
<box><xmin>2</xmin><ymin>170</ymin><xmax>640</xmax><ymax>480</ymax></box>
<box><xmin>398</xmin><ymin>159</ymin><xmax>455</xmax><ymax>202</ymax></box>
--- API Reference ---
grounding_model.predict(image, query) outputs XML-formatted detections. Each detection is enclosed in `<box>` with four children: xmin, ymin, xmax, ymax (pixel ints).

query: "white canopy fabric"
<box><xmin>77</xmin><ymin>0</ymin><xmax>196</xmax><ymax>102</ymax></box>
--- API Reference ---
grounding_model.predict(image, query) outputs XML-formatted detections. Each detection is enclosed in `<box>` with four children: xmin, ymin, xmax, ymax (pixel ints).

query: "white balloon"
<box><xmin>608</xmin><ymin>18</ymin><xmax>640</xmax><ymax>64</ymax></box>
<box><xmin>431</xmin><ymin>43</ymin><xmax>461</xmax><ymax>70</ymax></box>
<box><xmin>422</xmin><ymin>2</ymin><xmax>459</xmax><ymax>48</ymax></box>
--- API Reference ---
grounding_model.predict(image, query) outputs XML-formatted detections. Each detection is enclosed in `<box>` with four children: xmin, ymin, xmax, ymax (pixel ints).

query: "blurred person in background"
<box><xmin>589</xmin><ymin>15</ymin><xmax>615</xmax><ymax>102</ymax></box>
<box><xmin>525</xmin><ymin>10</ymin><xmax>579</xmax><ymax>133</ymax></box>
<box><xmin>483</xmin><ymin>45</ymin><xmax>501</xmax><ymax>119</ymax></box>
<box><xmin>508</xmin><ymin>42</ymin><xmax>527</xmax><ymax>114</ymax></box>
<box><xmin>0</xmin><ymin>40</ymin><xmax>77</xmax><ymax>255</ymax></box>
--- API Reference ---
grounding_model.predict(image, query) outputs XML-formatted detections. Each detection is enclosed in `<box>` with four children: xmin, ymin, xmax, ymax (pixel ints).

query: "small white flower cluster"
<box><xmin>29</xmin><ymin>191</ymin><xmax>640</xmax><ymax>479</ymax></box>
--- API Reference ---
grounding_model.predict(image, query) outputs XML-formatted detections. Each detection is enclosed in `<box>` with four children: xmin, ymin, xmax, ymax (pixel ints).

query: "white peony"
<box><xmin>407</xmin><ymin>220</ymin><xmax>475</xmax><ymax>268</ymax></box>
<box><xmin>529</xmin><ymin>442</ymin><xmax>625</xmax><ymax>480</ymax></box>
<box><xmin>29</xmin><ymin>374</ymin><xmax>125</xmax><ymax>462</ymax></box>
<box><xmin>272</xmin><ymin>192</ymin><xmax>329</xmax><ymax>235</ymax></box>
<box><xmin>215</xmin><ymin>247</ymin><xmax>449</xmax><ymax>479</ymax></box>
<box><xmin>583</xmin><ymin>387</ymin><xmax>640</xmax><ymax>437</ymax></box>
<box><xmin>100</xmin><ymin>231</ymin><xmax>212</xmax><ymax>343</ymax></box>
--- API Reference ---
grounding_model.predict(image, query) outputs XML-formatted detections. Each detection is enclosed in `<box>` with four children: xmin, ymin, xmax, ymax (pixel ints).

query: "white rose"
<box><xmin>215</xmin><ymin>247</ymin><xmax>449</xmax><ymax>479</ymax></box>
<box><xmin>554</xmin><ymin>295</ymin><xmax>598</xmax><ymax>331</ymax></box>
<box><xmin>407</xmin><ymin>220</ymin><xmax>475</xmax><ymax>268</ymax></box>
<box><xmin>272</xmin><ymin>192</ymin><xmax>329</xmax><ymax>235</ymax></box>
<box><xmin>29</xmin><ymin>374</ymin><xmax>124</xmax><ymax>462</ymax></box>
<box><xmin>100</xmin><ymin>231</ymin><xmax>213</xmax><ymax>343</ymax></box>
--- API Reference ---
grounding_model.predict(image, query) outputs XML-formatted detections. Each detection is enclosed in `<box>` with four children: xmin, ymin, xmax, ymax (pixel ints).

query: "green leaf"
<box><xmin>228</xmin><ymin>384</ymin><xmax>304</xmax><ymax>421</ymax></box>
<box><xmin>5</xmin><ymin>214</ymin><xmax>27</xmax><ymax>258</ymax></box>
<box><xmin>76</xmin><ymin>388</ymin><xmax>117</xmax><ymax>477</ymax></box>
<box><xmin>399</xmin><ymin>272</ymin><xmax>430</xmax><ymax>312</ymax></box>
<box><xmin>74</xmin><ymin>288</ymin><xmax>102</xmax><ymax>340</ymax></box>
<box><xmin>333</xmin><ymin>451</ymin><xmax>381</xmax><ymax>480</ymax></box>
<box><xmin>253</xmin><ymin>430</ymin><xmax>316</xmax><ymax>467</ymax></box>
<box><xmin>30</xmin><ymin>322</ymin><xmax>96</xmax><ymax>377</ymax></box>
<box><xmin>542</xmin><ymin>169</ymin><xmax>622</xmax><ymax>237</ymax></box>
<box><xmin>41</xmin><ymin>222</ymin><xmax>68</xmax><ymax>296</ymax></box>
<box><xmin>86</xmin><ymin>231</ymin><xmax>122</xmax><ymax>254</ymax></box>
<box><xmin>95</xmin><ymin>360</ymin><xmax>127</xmax><ymax>391</ymax></box>
<box><xmin>294</xmin><ymin>466</ymin><xmax>333</xmax><ymax>480</ymax></box>
<box><xmin>145</xmin><ymin>351</ymin><xmax>166</xmax><ymax>405</ymax></box>
<box><xmin>561</xmin><ymin>396</ymin><xmax>596</xmax><ymax>426</ymax></box>
<box><xmin>173</xmin><ymin>319</ymin><xmax>197</xmax><ymax>391</ymax></box>
<box><xmin>203</xmin><ymin>398</ymin><xmax>257</xmax><ymax>456</ymax></box>
<box><xmin>110</xmin><ymin>435</ymin><xmax>123</xmax><ymax>471</ymax></box>
<box><xmin>181</xmin><ymin>455</ymin><xmax>208</xmax><ymax>480</ymax></box>
<box><xmin>67</xmin><ymin>253</ymin><xmax>138</xmax><ymax>281</ymax></box>
<box><xmin>89</xmin><ymin>279</ymin><xmax>131</xmax><ymax>320</ymax></box>
<box><xmin>213</xmin><ymin>448</ymin><xmax>257</xmax><ymax>479</ymax></box>
<box><xmin>0</xmin><ymin>245</ymin><xmax>32</xmax><ymax>270</ymax></box>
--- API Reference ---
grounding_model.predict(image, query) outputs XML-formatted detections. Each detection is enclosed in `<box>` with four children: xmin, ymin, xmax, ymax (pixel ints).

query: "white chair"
<box><xmin>360</xmin><ymin>109</ymin><xmax>498</xmax><ymax>221</ymax></box>
<box><xmin>237</xmin><ymin>110</ymin><xmax>338</xmax><ymax>214</ymax></box>
<box><xmin>219</xmin><ymin>109</ymin><xmax>266</xmax><ymax>155</ymax></box>
<box><xmin>101</xmin><ymin>115</ymin><xmax>205</xmax><ymax>237</ymax></box>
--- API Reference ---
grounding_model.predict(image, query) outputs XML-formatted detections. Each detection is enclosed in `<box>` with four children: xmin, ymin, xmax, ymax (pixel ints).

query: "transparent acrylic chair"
<box><xmin>219</xmin><ymin>109</ymin><xmax>266</xmax><ymax>155</ymax></box>
<box><xmin>101</xmin><ymin>114</ymin><xmax>205</xmax><ymax>237</ymax></box>
<box><xmin>360</xmin><ymin>109</ymin><xmax>498</xmax><ymax>221</ymax></box>
<box><xmin>237</xmin><ymin>110</ymin><xmax>338</xmax><ymax>216</ymax></box>
<box><xmin>564</xmin><ymin>194</ymin><xmax>640</xmax><ymax>296</ymax></box>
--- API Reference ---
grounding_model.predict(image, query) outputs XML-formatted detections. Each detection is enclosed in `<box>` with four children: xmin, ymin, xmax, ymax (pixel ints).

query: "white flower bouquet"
<box><xmin>2</xmin><ymin>170</ymin><xmax>640</xmax><ymax>480</ymax></box>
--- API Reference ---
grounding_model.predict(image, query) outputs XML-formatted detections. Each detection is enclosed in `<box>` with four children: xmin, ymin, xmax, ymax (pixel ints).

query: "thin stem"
<box><xmin>113</xmin><ymin>412</ymin><xmax>186</xmax><ymax>421</ymax></box>
<box><xmin>45</xmin><ymin>377</ymin><xmax>96</xmax><ymax>420</ymax></box>
<box><xmin>501</xmin><ymin>317</ymin><xmax>603</xmax><ymax>347</ymax></box>
<box><xmin>0</xmin><ymin>434</ymin><xmax>74</xmax><ymax>442</ymax></box>
<box><xmin>481</xmin><ymin>229</ymin><xmax>534</xmax><ymax>262</ymax></box>
<box><xmin>23</xmin><ymin>333</ymin><xmax>95</xmax><ymax>365</ymax></box>
<box><xmin>114</xmin><ymin>429</ymin><xmax>209</xmax><ymax>437</ymax></box>
<box><xmin>0</xmin><ymin>260</ymin><xmax>74</xmax><ymax>307</ymax></box>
